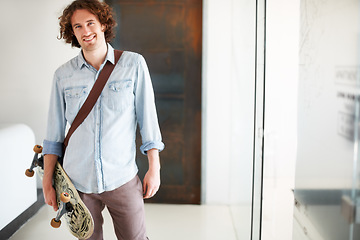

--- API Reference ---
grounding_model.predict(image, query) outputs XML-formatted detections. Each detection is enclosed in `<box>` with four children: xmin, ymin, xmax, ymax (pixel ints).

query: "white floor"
<box><xmin>9</xmin><ymin>177</ymin><xmax>295</xmax><ymax>240</ymax></box>
<box><xmin>10</xmin><ymin>204</ymin><xmax>246</xmax><ymax>240</ymax></box>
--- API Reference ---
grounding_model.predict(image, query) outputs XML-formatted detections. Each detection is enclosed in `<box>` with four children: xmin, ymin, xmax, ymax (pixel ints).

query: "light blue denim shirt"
<box><xmin>43</xmin><ymin>44</ymin><xmax>164</xmax><ymax>194</ymax></box>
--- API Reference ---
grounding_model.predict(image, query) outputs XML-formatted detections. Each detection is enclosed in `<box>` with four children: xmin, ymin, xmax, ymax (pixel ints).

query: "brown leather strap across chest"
<box><xmin>63</xmin><ymin>50</ymin><xmax>123</xmax><ymax>152</ymax></box>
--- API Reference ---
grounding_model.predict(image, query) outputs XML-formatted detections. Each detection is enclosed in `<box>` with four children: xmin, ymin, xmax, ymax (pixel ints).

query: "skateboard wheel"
<box><xmin>25</xmin><ymin>169</ymin><xmax>34</xmax><ymax>177</ymax></box>
<box><xmin>51</xmin><ymin>218</ymin><xmax>61</xmax><ymax>228</ymax></box>
<box><xmin>60</xmin><ymin>192</ymin><xmax>71</xmax><ymax>203</ymax></box>
<box><xmin>33</xmin><ymin>145</ymin><xmax>43</xmax><ymax>154</ymax></box>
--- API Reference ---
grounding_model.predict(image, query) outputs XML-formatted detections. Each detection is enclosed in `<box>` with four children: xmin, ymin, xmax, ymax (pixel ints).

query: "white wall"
<box><xmin>264</xmin><ymin>0</ymin><xmax>299</xmax><ymax>180</ymax></box>
<box><xmin>0</xmin><ymin>0</ymin><xmax>78</xmax><ymax>144</ymax></box>
<box><xmin>202</xmin><ymin>0</ymin><xmax>300</xmax><ymax>239</ymax></box>
<box><xmin>202</xmin><ymin>0</ymin><xmax>256</xmax><ymax>205</ymax></box>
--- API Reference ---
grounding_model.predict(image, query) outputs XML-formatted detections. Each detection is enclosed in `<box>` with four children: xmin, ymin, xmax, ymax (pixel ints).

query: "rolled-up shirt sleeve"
<box><xmin>135</xmin><ymin>55</ymin><xmax>165</xmax><ymax>155</ymax></box>
<box><xmin>43</xmin><ymin>71</ymin><xmax>67</xmax><ymax>157</ymax></box>
<box><xmin>43</xmin><ymin>139</ymin><xmax>64</xmax><ymax>157</ymax></box>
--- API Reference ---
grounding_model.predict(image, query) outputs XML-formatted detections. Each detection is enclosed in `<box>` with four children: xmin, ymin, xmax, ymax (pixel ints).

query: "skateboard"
<box><xmin>26</xmin><ymin>145</ymin><xmax>94</xmax><ymax>239</ymax></box>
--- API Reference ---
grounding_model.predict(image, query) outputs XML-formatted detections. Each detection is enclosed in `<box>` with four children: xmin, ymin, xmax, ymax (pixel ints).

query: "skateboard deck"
<box><xmin>26</xmin><ymin>145</ymin><xmax>94</xmax><ymax>239</ymax></box>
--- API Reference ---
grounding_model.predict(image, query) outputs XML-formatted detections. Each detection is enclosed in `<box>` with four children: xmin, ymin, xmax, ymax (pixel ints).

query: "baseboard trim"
<box><xmin>0</xmin><ymin>189</ymin><xmax>44</xmax><ymax>239</ymax></box>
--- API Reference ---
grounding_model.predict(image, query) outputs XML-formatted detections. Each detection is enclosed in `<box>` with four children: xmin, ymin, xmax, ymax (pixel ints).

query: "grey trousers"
<box><xmin>78</xmin><ymin>176</ymin><xmax>148</xmax><ymax>240</ymax></box>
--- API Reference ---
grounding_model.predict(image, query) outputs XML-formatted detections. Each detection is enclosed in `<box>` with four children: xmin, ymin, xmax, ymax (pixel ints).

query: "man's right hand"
<box><xmin>43</xmin><ymin>179</ymin><xmax>58</xmax><ymax>211</ymax></box>
<box><xmin>42</xmin><ymin>154</ymin><xmax>59</xmax><ymax>211</ymax></box>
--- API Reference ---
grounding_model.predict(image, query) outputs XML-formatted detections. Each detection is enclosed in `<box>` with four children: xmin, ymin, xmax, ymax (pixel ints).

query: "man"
<box><xmin>42</xmin><ymin>0</ymin><xmax>164</xmax><ymax>239</ymax></box>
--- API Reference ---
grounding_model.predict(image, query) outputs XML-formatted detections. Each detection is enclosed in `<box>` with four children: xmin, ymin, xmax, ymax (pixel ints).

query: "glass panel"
<box><xmin>260</xmin><ymin>0</ymin><xmax>299</xmax><ymax>239</ymax></box>
<box><xmin>294</xmin><ymin>0</ymin><xmax>360</xmax><ymax>239</ymax></box>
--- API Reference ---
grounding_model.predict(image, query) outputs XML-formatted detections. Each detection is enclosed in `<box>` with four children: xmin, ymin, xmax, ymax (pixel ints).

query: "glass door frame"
<box><xmin>251</xmin><ymin>0</ymin><xmax>267</xmax><ymax>239</ymax></box>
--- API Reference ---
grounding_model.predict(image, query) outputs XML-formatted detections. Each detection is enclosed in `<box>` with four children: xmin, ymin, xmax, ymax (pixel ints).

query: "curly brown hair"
<box><xmin>58</xmin><ymin>0</ymin><xmax>116</xmax><ymax>48</ymax></box>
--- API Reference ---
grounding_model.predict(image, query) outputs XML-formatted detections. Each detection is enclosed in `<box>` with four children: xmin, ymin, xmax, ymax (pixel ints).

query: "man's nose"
<box><xmin>83</xmin><ymin>25</ymin><xmax>91</xmax><ymax>35</ymax></box>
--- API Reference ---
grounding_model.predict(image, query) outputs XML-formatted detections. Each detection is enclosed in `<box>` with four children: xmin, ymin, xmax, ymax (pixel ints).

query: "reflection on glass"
<box><xmin>294</xmin><ymin>0</ymin><xmax>360</xmax><ymax>239</ymax></box>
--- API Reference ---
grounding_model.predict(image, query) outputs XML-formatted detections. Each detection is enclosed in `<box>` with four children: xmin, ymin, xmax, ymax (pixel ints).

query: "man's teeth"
<box><xmin>84</xmin><ymin>35</ymin><xmax>95</xmax><ymax>41</ymax></box>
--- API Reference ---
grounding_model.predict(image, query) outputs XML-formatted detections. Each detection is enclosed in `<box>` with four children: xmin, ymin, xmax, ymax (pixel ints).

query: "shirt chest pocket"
<box><xmin>64</xmin><ymin>86</ymin><xmax>88</xmax><ymax>115</ymax></box>
<box><xmin>108</xmin><ymin>80</ymin><xmax>133</xmax><ymax>112</ymax></box>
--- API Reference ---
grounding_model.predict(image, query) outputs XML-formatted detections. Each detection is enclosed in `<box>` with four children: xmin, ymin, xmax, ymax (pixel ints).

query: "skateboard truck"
<box><xmin>51</xmin><ymin>192</ymin><xmax>74</xmax><ymax>228</ymax></box>
<box><xmin>25</xmin><ymin>145</ymin><xmax>44</xmax><ymax>177</ymax></box>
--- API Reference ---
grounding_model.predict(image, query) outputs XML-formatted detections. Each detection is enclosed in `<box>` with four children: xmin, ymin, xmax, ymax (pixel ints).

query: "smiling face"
<box><xmin>71</xmin><ymin>9</ymin><xmax>106</xmax><ymax>52</ymax></box>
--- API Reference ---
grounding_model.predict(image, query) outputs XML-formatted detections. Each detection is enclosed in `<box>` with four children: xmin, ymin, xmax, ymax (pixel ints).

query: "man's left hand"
<box><xmin>143</xmin><ymin>149</ymin><xmax>161</xmax><ymax>199</ymax></box>
<box><xmin>143</xmin><ymin>168</ymin><xmax>160</xmax><ymax>199</ymax></box>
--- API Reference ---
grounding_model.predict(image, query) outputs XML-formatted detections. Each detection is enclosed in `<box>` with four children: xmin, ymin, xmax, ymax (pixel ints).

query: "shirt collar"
<box><xmin>77</xmin><ymin>43</ymin><xmax>115</xmax><ymax>69</ymax></box>
<box><xmin>106</xmin><ymin>44</ymin><xmax>115</xmax><ymax>65</ymax></box>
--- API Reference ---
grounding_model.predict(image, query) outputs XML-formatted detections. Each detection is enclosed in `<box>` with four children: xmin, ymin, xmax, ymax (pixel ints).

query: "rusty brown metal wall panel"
<box><xmin>106</xmin><ymin>0</ymin><xmax>202</xmax><ymax>204</ymax></box>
